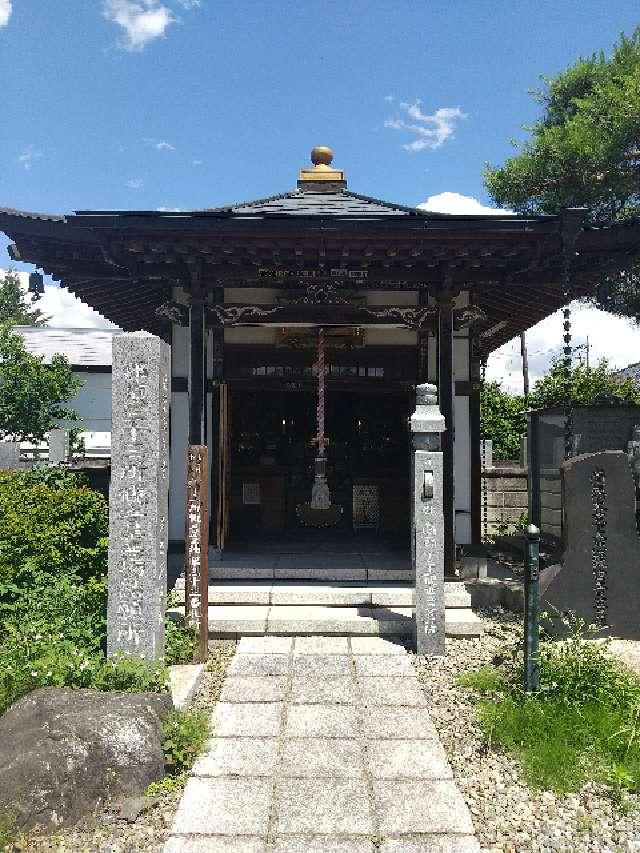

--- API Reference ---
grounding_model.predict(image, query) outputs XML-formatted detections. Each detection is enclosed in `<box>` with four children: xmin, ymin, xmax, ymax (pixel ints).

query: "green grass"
<box><xmin>0</xmin><ymin>811</ymin><xmax>18</xmax><ymax>849</ymax></box>
<box><xmin>458</xmin><ymin>615</ymin><xmax>640</xmax><ymax>799</ymax></box>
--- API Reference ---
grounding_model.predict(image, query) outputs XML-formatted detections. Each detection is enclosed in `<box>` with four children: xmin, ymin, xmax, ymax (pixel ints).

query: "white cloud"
<box><xmin>487</xmin><ymin>302</ymin><xmax>640</xmax><ymax>394</ymax></box>
<box><xmin>144</xmin><ymin>137</ymin><xmax>176</xmax><ymax>151</ymax></box>
<box><xmin>126</xmin><ymin>178</ymin><xmax>143</xmax><ymax>189</ymax></box>
<box><xmin>385</xmin><ymin>100</ymin><xmax>467</xmax><ymax>151</ymax></box>
<box><xmin>383</xmin><ymin>95</ymin><xmax>394</xmax><ymax>103</ymax></box>
<box><xmin>103</xmin><ymin>0</ymin><xmax>175</xmax><ymax>51</ymax></box>
<box><xmin>157</xmin><ymin>206</ymin><xmax>183</xmax><ymax>211</ymax></box>
<box><xmin>418</xmin><ymin>191</ymin><xmax>508</xmax><ymax>215</ymax></box>
<box><xmin>192</xmin><ymin>158</ymin><xmax>203</xmax><ymax>166</ymax></box>
<box><xmin>176</xmin><ymin>0</ymin><xmax>200</xmax><ymax>7</ymax></box>
<box><xmin>18</xmin><ymin>146</ymin><xmax>44</xmax><ymax>170</ymax></box>
<box><xmin>0</xmin><ymin>0</ymin><xmax>12</xmax><ymax>27</ymax></box>
<box><xmin>2</xmin><ymin>271</ymin><xmax>117</xmax><ymax>329</ymax></box>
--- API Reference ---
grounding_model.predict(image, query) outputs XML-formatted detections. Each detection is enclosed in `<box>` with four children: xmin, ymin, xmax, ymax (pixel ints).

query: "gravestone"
<box><xmin>48</xmin><ymin>429</ymin><xmax>69</xmax><ymax>465</ymax></box>
<box><xmin>0</xmin><ymin>442</ymin><xmax>21</xmax><ymax>470</ymax></box>
<box><xmin>541</xmin><ymin>451</ymin><xmax>640</xmax><ymax>639</ymax></box>
<box><xmin>411</xmin><ymin>382</ymin><xmax>446</xmax><ymax>656</ymax></box>
<box><xmin>107</xmin><ymin>332</ymin><xmax>170</xmax><ymax>660</ymax></box>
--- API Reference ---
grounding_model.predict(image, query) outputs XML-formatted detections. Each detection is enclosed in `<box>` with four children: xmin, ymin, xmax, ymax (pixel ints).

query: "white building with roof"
<box><xmin>16</xmin><ymin>326</ymin><xmax>120</xmax><ymax>457</ymax></box>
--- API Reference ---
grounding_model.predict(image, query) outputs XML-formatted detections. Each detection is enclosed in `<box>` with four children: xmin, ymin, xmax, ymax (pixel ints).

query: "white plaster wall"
<box><xmin>454</xmin><ymin>394</ymin><xmax>472</xmax><ymax>545</ymax></box>
<box><xmin>172</xmin><ymin>325</ymin><xmax>189</xmax><ymax>377</ymax></box>
<box><xmin>67</xmin><ymin>372</ymin><xmax>112</xmax><ymax>432</ymax></box>
<box><xmin>169</xmin><ymin>391</ymin><xmax>188</xmax><ymax>542</ymax></box>
<box><xmin>453</xmin><ymin>334</ymin><xmax>470</xmax><ymax>381</ymax></box>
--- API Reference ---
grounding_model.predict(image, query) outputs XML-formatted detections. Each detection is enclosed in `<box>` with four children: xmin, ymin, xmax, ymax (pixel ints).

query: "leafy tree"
<box><xmin>485</xmin><ymin>29</ymin><xmax>640</xmax><ymax>221</ymax></box>
<box><xmin>484</xmin><ymin>28</ymin><xmax>640</xmax><ymax>319</ymax></box>
<box><xmin>480</xmin><ymin>359</ymin><xmax>640</xmax><ymax>459</ymax></box>
<box><xmin>0</xmin><ymin>269</ymin><xmax>48</xmax><ymax>326</ymax></box>
<box><xmin>529</xmin><ymin>357</ymin><xmax>640</xmax><ymax>409</ymax></box>
<box><xmin>0</xmin><ymin>325</ymin><xmax>82</xmax><ymax>441</ymax></box>
<box><xmin>480</xmin><ymin>381</ymin><xmax>527</xmax><ymax>460</ymax></box>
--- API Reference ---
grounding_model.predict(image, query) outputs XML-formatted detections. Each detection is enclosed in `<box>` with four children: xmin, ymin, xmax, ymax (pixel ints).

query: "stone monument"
<box><xmin>48</xmin><ymin>429</ymin><xmax>69</xmax><ymax>466</ymax></box>
<box><xmin>0</xmin><ymin>442</ymin><xmax>21</xmax><ymax>470</ymax></box>
<box><xmin>107</xmin><ymin>332</ymin><xmax>170</xmax><ymax>660</ymax></box>
<box><xmin>411</xmin><ymin>382</ymin><xmax>446</xmax><ymax>656</ymax></box>
<box><xmin>541</xmin><ymin>451</ymin><xmax>640</xmax><ymax>639</ymax></box>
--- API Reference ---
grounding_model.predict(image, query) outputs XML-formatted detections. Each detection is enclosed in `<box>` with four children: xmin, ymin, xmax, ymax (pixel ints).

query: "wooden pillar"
<box><xmin>469</xmin><ymin>334</ymin><xmax>482</xmax><ymax>544</ymax></box>
<box><xmin>438</xmin><ymin>290</ymin><xmax>456</xmax><ymax>576</ymax></box>
<box><xmin>210</xmin><ymin>286</ymin><xmax>225</xmax><ymax>551</ymax></box>
<box><xmin>417</xmin><ymin>287</ymin><xmax>429</xmax><ymax>382</ymax></box>
<box><xmin>188</xmin><ymin>285</ymin><xmax>207</xmax><ymax>446</ymax></box>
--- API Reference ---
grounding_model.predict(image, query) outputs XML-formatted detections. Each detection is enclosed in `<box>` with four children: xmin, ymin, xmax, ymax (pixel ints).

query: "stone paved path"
<box><xmin>165</xmin><ymin>636</ymin><xmax>480</xmax><ymax>853</ymax></box>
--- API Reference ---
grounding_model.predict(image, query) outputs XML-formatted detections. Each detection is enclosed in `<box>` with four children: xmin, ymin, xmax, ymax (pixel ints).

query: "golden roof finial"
<box><xmin>311</xmin><ymin>146</ymin><xmax>333</xmax><ymax>166</ymax></box>
<box><xmin>298</xmin><ymin>146</ymin><xmax>345</xmax><ymax>188</ymax></box>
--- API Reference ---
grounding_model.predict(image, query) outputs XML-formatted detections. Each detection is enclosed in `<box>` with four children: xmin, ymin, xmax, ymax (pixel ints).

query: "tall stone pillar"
<box><xmin>107</xmin><ymin>332</ymin><xmax>171</xmax><ymax>661</ymax></box>
<box><xmin>411</xmin><ymin>382</ymin><xmax>446</xmax><ymax>657</ymax></box>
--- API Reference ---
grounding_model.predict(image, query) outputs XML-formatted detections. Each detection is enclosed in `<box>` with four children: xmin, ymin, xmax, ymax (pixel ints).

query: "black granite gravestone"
<box><xmin>541</xmin><ymin>451</ymin><xmax>640</xmax><ymax>639</ymax></box>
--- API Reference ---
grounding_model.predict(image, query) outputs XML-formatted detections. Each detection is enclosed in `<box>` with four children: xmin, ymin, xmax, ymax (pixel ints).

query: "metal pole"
<box><xmin>523</xmin><ymin>523</ymin><xmax>541</xmax><ymax>692</ymax></box>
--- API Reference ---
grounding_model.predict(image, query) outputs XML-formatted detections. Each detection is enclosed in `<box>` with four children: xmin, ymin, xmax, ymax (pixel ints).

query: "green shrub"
<box><xmin>0</xmin><ymin>810</ymin><xmax>18</xmax><ymax>849</ymax></box>
<box><xmin>164</xmin><ymin>594</ymin><xmax>199</xmax><ymax>665</ymax></box>
<box><xmin>165</xmin><ymin>617</ymin><xmax>198</xmax><ymax>666</ymax></box>
<box><xmin>162</xmin><ymin>709</ymin><xmax>209</xmax><ymax>776</ymax></box>
<box><xmin>0</xmin><ymin>471</ymin><xmax>108</xmax><ymax>596</ymax></box>
<box><xmin>461</xmin><ymin>613</ymin><xmax>640</xmax><ymax>797</ymax></box>
<box><xmin>0</xmin><ymin>470</ymin><xmax>170</xmax><ymax>716</ymax></box>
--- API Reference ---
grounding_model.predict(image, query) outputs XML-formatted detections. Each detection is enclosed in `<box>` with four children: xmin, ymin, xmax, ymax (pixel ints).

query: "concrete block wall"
<box><xmin>539</xmin><ymin>470</ymin><xmax>562</xmax><ymax>539</ymax></box>
<box><xmin>481</xmin><ymin>467</ymin><xmax>528</xmax><ymax>537</ymax></box>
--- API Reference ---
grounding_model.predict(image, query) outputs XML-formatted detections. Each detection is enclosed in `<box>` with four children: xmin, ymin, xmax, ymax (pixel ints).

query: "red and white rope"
<box><xmin>316</xmin><ymin>326</ymin><xmax>326</xmax><ymax>456</ymax></box>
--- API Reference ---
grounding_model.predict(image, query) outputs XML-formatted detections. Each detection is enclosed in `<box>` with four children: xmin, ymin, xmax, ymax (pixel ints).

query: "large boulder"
<box><xmin>0</xmin><ymin>687</ymin><xmax>172</xmax><ymax>832</ymax></box>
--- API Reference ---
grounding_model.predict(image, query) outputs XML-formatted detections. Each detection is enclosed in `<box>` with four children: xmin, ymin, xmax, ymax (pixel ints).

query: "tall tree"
<box><xmin>0</xmin><ymin>270</ymin><xmax>48</xmax><ymax>326</ymax></box>
<box><xmin>484</xmin><ymin>29</ymin><xmax>640</xmax><ymax>319</ymax></box>
<box><xmin>529</xmin><ymin>358</ymin><xmax>640</xmax><ymax>409</ymax></box>
<box><xmin>480</xmin><ymin>359</ymin><xmax>640</xmax><ymax>459</ymax></box>
<box><xmin>0</xmin><ymin>326</ymin><xmax>81</xmax><ymax>441</ymax></box>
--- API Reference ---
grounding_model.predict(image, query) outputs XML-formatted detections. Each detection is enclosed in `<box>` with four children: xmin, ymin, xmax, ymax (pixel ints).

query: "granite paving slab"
<box><xmin>380</xmin><ymin>839</ymin><xmax>481</xmax><ymax>853</ymax></box>
<box><xmin>228</xmin><ymin>653</ymin><xmax>289</xmax><ymax>676</ymax></box>
<box><xmin>213</xmin><ymin>702</ymin><xmax>283</xmax><ymax>737</ymax></box>
<box><xmin>293</xmin><ymin>636</ymin><xmax>350</xmax><ymax>654</ymax></box>
<box><xmin>273</xmin><ymin>841</ymin><xmax>373</xmax><ymax>853</ymax></box>
<box><xmin>237</xmin><ymin>636</ymin><xmax>293</xmax><ymax>655</ymax></box>
<box><xmin>192</xmin><ymin>738</ymin><xmax>278</xmax><ymax>777</ymax></box>
<box><xmin>359</xmin><ymin>675</ymin><xmax>428</xmax><ymax>706</ymax></box>
<box><xmin>274</xmin><ymin>778</ymin><xmax>373</xmax><ymax>834</ymax></box>
<box><xmin>280</xmin><ymin>738</ymin><xmax>364</xmax><ymax>777</ymax></box>
<box><xmin>165</xmin><ymin>637</ymin><xmax>479</xmax><ymax>852</ymax></box>
<box><xmin>220</xmin><ymin>675</ymin><xmax>287</xmax><ymax>703</ymax></box>
<box><xmin>373</xmin><ymin>780</ymin><xmax>475</xmax><ymax>834</ymax></box>
<box><xmin>165</xmin><ymin>839</ymin><xmax>266</xmax><ymax>853</ymax></box>
<box><xmin>170</xmin><ymin>777</ymin><xmax>271</xmax><ymax>835</ymax></box>
<box><xmin>290</xmin><ymin>676</ymin><xmax>356</xmax><ymax>704</ymax></box>
<box><xmin>353</xmin><ymin>655</ymin><xmax>415</xmax><ymax>677</ymax></box>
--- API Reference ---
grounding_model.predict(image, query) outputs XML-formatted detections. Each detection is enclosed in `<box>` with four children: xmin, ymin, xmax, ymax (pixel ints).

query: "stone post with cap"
<box><xmin>411</xmin><ymin>382</ymin><xmax>446</xmax><ymax>656</ymax></box>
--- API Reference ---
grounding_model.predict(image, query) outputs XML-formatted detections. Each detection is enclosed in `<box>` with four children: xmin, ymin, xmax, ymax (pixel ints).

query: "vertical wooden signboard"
<box><xmin>185</xmin><ymin>445</ymin><xmax>209</xmax><ymax>662</ymax></box>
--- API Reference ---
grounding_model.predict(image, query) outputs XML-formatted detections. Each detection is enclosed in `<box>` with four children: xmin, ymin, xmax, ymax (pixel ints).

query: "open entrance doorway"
<box><xmin>225</xmin><ymin>383</ymin><xmax>411</xmax><ymax>549</ymax></box>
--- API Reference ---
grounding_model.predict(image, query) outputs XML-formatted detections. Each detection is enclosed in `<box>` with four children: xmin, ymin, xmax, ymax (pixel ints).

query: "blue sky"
<box><xmin>1</xmin><ymin>0</ymin><xmax>639</xmax><ymax>388</ymax></box>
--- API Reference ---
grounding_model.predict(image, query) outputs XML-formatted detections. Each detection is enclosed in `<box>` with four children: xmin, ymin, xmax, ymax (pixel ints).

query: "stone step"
<box><xmin>168</xmin><ymin>604</ymin><xmax>483</xmax><ymax>639</ymax></box>
<box><xmin>207</xmin><ymin>565</ymin><xmax>414</xmax><ymax>582</ymax></box>
<box><xmin>444</xmin><ymin>608</ymin><xmax>485</xmax><ymax>638</ymax></box>
<box><xmin>172</xmin><ymin>581</ymin><xmax>472</xmax><ymax>610</ymax></box>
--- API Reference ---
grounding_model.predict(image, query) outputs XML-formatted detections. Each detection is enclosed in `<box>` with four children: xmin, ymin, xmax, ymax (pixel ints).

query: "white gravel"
<box><xmin>412</xmin><ymin>609</ymin><xmax>640</xmax><ymax>853</ymax></box>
